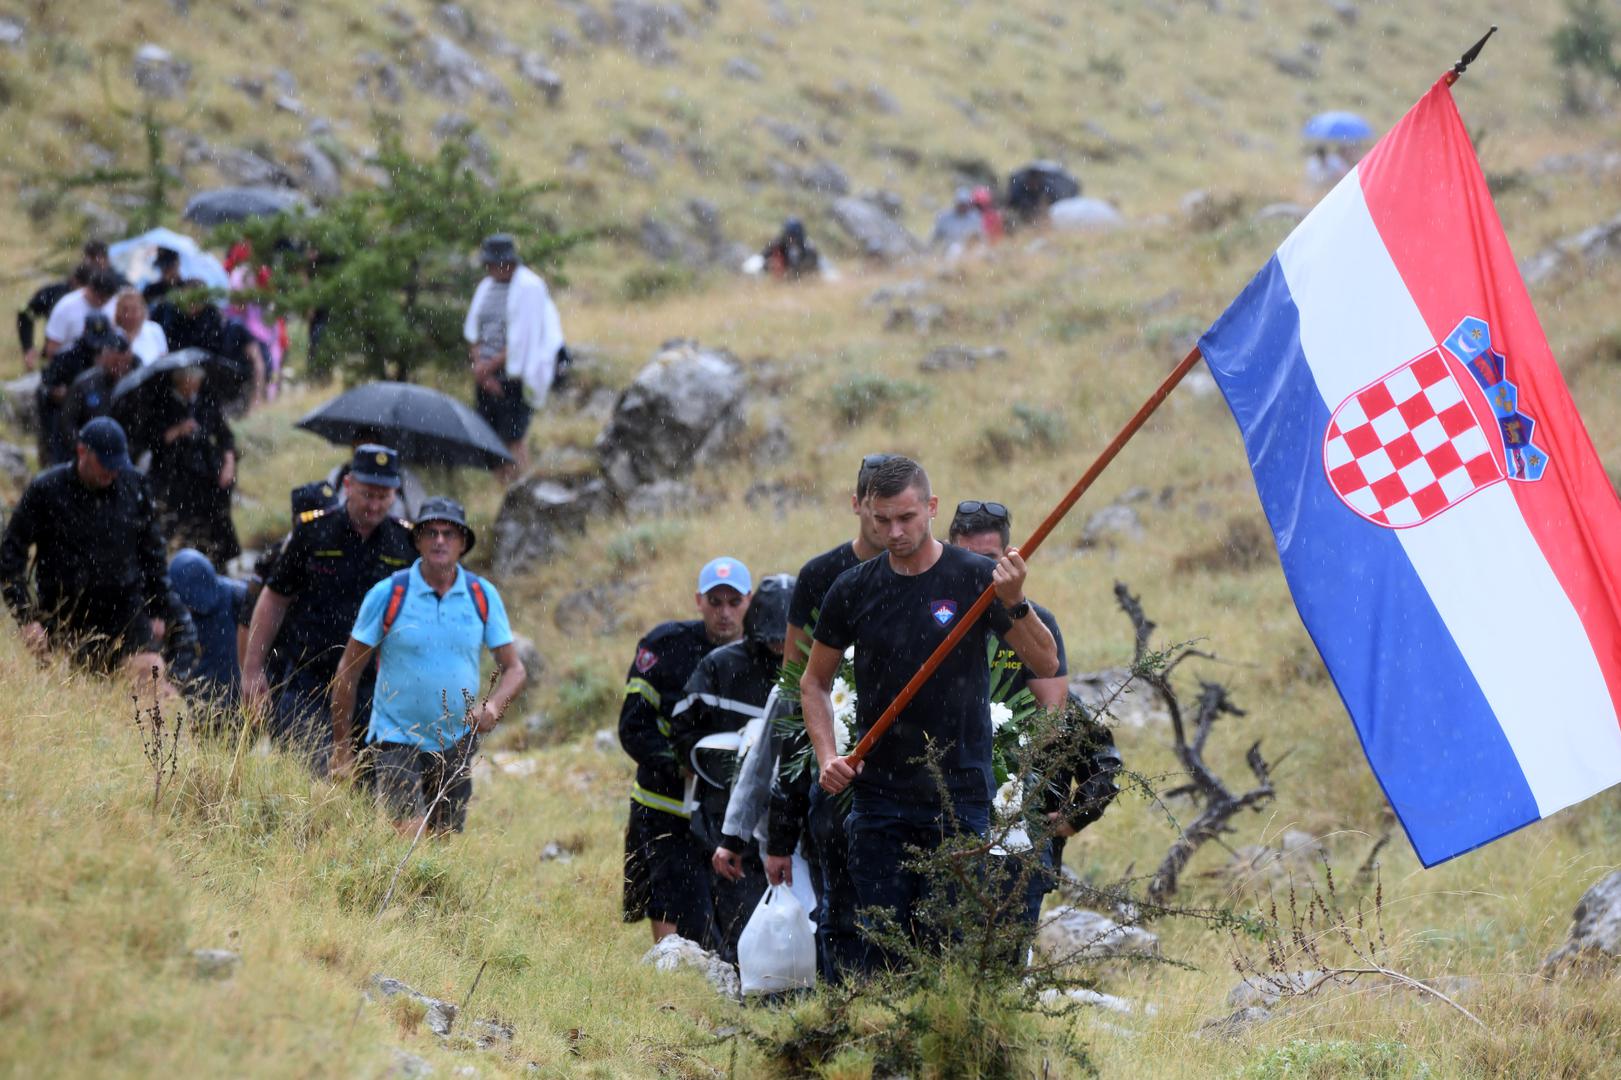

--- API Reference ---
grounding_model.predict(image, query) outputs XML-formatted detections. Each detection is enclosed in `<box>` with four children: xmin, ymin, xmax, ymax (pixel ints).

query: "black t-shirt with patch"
<box><xmin>788</xmin><ymin>541</ymin><xmax>862</xmax><ymax>632</ymax></box>
<box><xmin>992</xmin><ymin>601</ymin><xmax>1067</xmax><ymax>699</ymax></box>
<box><xmin>814</xmin><ymin>542</ymin><xmax>1013</xmax><ymax>808</ymax></box>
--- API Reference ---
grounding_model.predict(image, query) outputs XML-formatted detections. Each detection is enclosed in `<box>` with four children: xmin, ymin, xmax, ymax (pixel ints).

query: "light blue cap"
<box><xmin>698</xmin><ymin>556</ymin><xmax>752</xmax><ymax>595</ymax></box>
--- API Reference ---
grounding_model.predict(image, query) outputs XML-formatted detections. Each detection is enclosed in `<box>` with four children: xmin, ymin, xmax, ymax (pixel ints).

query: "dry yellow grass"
<box><xmin>4</xmin><ymin>0</ymin><xmax>1621</xmax><ymax>1076</ymax></box>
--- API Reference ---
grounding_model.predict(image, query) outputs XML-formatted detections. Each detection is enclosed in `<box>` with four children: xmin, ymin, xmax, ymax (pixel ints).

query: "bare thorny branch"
<box><xmin>1111</xmin><ymin>583</ymin><xmax>1278</xmax><ymax>904</ymax></box>
<box><xmin>132</xmin><ymin>666</ymin><xmax>183</xmax><ymax>812</ymax></box>
<box><xmin>1230</xmin><ymin>860</ymin><xmax>1488</xmax><ymax>1031</ymax></box>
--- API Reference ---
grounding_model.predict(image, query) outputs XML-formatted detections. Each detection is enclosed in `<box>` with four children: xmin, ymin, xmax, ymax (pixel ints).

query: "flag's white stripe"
<box><xmin>1277</xmin><ymin>170</ymin><xmax>1621</xmax><ymax>815</ymax></box>
<box><xmin>1398</xmin><ymin>487</ymin><xmax>1621</xmax><ymax>812</ymax></box>
<box><xmin>1278</xmin><ymin>171</ymin><xmax>1436</xmax><ymax>403</ymax></box>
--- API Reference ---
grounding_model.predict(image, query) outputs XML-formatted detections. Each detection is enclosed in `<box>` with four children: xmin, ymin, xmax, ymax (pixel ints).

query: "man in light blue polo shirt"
<box><xmin>329</xmin><ymin>497</ymin><xmax>527</xmax><ymax>834</ymax></box>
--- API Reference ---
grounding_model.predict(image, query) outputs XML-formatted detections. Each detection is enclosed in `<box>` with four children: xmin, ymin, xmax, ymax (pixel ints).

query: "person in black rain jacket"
<box><xmin>617</xmin><ymin>557</ymin><xmax>752</xmax><ymax>946</ymax></box>
<box><xmin>0</xmin><ymin>417</ymin><xmax>171</xmax><ymax>685</ymax></box>
<box><xmin>668</xmin><ymin>573</ymin><xmax>794</xmax><ymax>962</ymax></box>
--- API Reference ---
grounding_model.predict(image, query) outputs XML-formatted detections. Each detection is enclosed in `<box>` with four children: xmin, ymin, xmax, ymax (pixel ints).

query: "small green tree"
<box><xmin>235</xmin><ymin>128</ymin><xmax>582</xmax><ymax>382</ymax></box>
<box><xmin>55</xmin><ymin>103</ymin><xmax>177</xmax><ymax>235</ymax></box>
<box><xmin>1551</xmin><ymin>0</ymin><xmax>1621</xmax><ymax>112</ymax></box>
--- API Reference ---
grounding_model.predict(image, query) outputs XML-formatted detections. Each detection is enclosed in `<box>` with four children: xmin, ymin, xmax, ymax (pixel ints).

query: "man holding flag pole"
<box><xmin>812</xmin><ymin>27</ymin><xmax>1621</xmax><ymax>887</ymax></box>
<box><xmin>800</xmin><ymin>456</ymin><xmax>1057</xmax><ymax>971</ymax></box>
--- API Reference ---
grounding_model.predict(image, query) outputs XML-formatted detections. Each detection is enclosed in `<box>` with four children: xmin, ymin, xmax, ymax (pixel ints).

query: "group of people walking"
<box><xmin>3</xmin><ymin>230</ymin><xmax>570</xmax><ymax>831</ymax></box>
<box><xmin>8</xmin><ymin>226</ymin><xmax>1117</xmax><ymax>969</ymax></box>
<box><xmin>617</xmin><ymin>453</ymin><xmax>1121</xmax><ymax>980</ymax></box>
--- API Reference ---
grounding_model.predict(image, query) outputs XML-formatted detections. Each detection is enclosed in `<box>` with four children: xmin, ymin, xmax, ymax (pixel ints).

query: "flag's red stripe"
<box><xmin>1356</xmin><ymin>79</ymin><xmax>1621</xmax><ymax>725</ymax></box>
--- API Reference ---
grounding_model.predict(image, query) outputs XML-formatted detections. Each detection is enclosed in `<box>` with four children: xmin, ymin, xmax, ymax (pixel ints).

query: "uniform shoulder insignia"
<box><xmin>396</xmin><ymin>518</ymin><xmax>412</xmax><ymax>529</ymax></box>
<box><xmin>297</xmin><ymin>508</ymin><xmax>327</xmax><ymax>525</ymax></box>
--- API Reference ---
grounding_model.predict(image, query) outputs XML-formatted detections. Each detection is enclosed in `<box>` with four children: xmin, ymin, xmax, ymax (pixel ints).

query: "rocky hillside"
<box><xmin>0</xmin><ymin>1</ymin><xmax>1608</xmax><ymax>290</ymax></box>
<box><xmin>4</xmin><ymin>1</ymin><xmax>1621</xmax><ymax>1077</ymax></box>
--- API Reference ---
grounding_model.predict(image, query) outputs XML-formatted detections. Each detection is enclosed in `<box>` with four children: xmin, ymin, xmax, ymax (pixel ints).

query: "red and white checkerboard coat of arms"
<box><xmin>1323</xmin><ymin>347</ymin><xmax>1503</xmax><ymax>528</ymax></box>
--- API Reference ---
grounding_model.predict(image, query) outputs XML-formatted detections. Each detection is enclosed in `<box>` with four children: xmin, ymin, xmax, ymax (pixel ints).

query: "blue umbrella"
<box><xmin>1303</xmin><ymin>111</ymin><xmax>1373</xmax><ymax>142</ymax></box>
<box><xmin>108</xmin><ymin>227</ymin><xmax>230</xmax><ymax>291</ymax></box>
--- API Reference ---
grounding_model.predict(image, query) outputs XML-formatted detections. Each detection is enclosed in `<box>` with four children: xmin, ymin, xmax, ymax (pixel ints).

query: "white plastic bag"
<box><xmin>737</xmin><ymin>884</ymin><xmax>818</xmax><ymax>994</ymax></box>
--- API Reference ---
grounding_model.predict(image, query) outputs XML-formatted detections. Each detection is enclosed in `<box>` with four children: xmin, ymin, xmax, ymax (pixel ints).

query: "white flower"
<box><xmin>989</xmin><ymin>701</ymin><xmax>1013</xmax><ymax>732</ymax></box>
<box><xmin>832</xmin><ymin>716</ymin><xmax>852</xmax><ymax>755</ymax></box>
<box><xmin>830</xmin><ymin>677</ymin><xmax>856</xmax><ymax>723</ymax></box>
<box><xmin>843</xmin><ymin>645</ymin><xmax>855</xmax><ymax>661</ymax></box>
<box><xmin>991</xmin><ymin>780</ymin><xmax>1032</xmax><ymax>854</ymax></box>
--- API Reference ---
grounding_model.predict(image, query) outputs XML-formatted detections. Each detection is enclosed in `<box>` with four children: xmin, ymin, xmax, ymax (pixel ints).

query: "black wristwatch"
<box><xmin>1007</xmin><ymin>599</ymin><xmax>1031</xmax><ymax>621</ymax></box>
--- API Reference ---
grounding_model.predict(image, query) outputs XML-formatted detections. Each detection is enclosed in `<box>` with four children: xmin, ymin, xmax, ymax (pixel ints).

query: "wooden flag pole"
<box><xmin>845</xmin><ymin>343</ymin><xmax>1207</xmax><ymax>768</ymax></box>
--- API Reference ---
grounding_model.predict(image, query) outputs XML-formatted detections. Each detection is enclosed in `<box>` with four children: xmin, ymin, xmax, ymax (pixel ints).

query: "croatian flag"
<box><xmin>1199</xmin><ymin>76</ymin><xmax>1621</xmax><ymax>866</ymax></box>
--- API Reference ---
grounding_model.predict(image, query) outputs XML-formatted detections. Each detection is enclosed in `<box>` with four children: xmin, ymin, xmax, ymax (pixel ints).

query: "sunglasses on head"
<box><xmin>859</xmin><ymin>452</ymin><xmax>897</xmax><ymax>473</ymax></box>
<box><xmin>954</xmin><ymin>500</ymin><xmax>1009</xmax><ymax>521</ymax></box>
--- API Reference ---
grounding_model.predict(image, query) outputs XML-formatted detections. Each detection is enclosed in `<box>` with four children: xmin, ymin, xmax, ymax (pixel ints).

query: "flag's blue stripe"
<box><xmin>1200</xmin><ymin>257</ymin><xmax>1540</xmax><ymax>866</ymax></box>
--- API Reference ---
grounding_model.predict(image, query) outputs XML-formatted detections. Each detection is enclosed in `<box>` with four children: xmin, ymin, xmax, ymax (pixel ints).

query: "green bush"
<box><xmin>1236</xmin><ymin>1038</ymin><xmax>1432</xmax><ymax>1080</ymax></box>
<box><xmin>981</xmin><ymin>402</ymin><xmax>1068</xmax><ymax>459</ymax></box>
<box><xmin>620</xmin><ymin>264</ymin><xmax>698</xmax><ymax>302</ymax></box>
<box><xmin>236</xmin><ymin>128</ymin><xmax>583</xmax><ymax>382</ymax></box>
<box><xmin>1552</xmin><ymin>0</ymin><xmax>1621</xmax><ymax>109</ymax></box>
<box><xmin>827</xmin><ymin>372</ymin><xmax>932</xmax><ymax>426</ymax></box>
<box><xmin>553</xmin><ymin>658</ymin><xmax>621</xmax><ymax>734</ymax></box>
<box><xmin>606</xmin><ymin>521</ymin><xmax>686</xmax><ymax>570</ymax></box>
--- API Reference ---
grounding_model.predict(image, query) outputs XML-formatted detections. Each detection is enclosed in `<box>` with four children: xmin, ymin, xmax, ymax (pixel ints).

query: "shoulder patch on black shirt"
<box><xmin>635</xmin><ymin>647</ymin><xmax>658</xmax><ymax>673</ymax></box>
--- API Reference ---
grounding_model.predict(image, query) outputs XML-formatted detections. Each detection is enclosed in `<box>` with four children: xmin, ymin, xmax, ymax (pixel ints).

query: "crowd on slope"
<box><xmin>7</xmin><ymin>210</ymin><xmax>1120</xmax><ymax>983</ymax></box>
<box><xmin>3</xmin><ymin>231</ymin><xmax>565</xmax><ymax>832</ymax></box>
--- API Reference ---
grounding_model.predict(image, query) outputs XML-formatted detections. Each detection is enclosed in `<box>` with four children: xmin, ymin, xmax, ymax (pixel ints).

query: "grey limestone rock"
<box><xmin>491</xmin><ymin>476</ymin><xmax>611</xmax><ymax>578</ymax></box>
<box><xmin>641</xmin><ymin>933</ymin><xmax>739</xmax><ymax>998</ymax></box>
<box><xmin>831</xmin><ymin>196</ymin><xmax>921</xmax><ymax>261</ymax></box>
<box><xmin>372</xmin><ymin>975</ymin><xmax>458</xmax><ymax>1037</ymax></box>
<box><xmin>134</xmin><ymin>44</ymin><xmax>191</xmax><ymax>99</ymax></box>
<box><xmin>595</xmin><ymin>340</ymin><xmax>746</xmax><ymax>495</ymax></box>
<box><xmin>1033</xmin><ymin>905</ymin><xmax>1159</xmax><ymax>964</ymax></box>
<box><xmin>1543</xmin><ymin>871</ymin><xmax>1621</xmax><ymax>974</ymax></box>
<box><xmin>192</xmin><ymin>948</ymin><xmax>240</xmax><ymax>979</ymax></box>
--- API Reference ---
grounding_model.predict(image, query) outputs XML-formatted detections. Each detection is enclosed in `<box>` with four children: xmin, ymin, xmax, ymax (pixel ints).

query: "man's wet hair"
<box><xmin>70</xmin><ymin>262</ymin><xmax>93</xmax><ymax>287</ymax></box>
<box><xmin>82</xmin><ymin>240</ymin><xmax>109</xmax><ymax>260</ymax></box>
<box><xmin>949</xmin><ymin>504</ymin><xmax>1011</xmax><ymax>547</ymax></box>
<box><xmin>86</xmin><ymin>267</ymin><xmax>122</xmax><ymax>299</ymax></box>
<box><xmin>855</xmin><ymin>453</ymin><xmax>894</xmax><ymax>501</ymax></box>
<box><xmin>866</xmin><ymin>455</ymin><xmax>930</xmax><ymax>501</ymax></box>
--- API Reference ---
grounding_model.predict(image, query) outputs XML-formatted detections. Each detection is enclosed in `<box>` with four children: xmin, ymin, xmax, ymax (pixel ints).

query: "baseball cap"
<box><xmin>698</xmin><ymin>556</ymin><xmax>751</xmax><ymax>596</ymax></box>
<box><xmin>78</xmin><ymin>416</ymin><xmax>133</xmax><ymax>472</ymax></box>
<box><xmin>349</xmin><ymin>444</ymin><xmax>402</xmax><ymax>489</ymax></box>
<box><xmin>414</xmin><ymin>496</ymin><xmax>476</xmax><ymax>553</ymax></box>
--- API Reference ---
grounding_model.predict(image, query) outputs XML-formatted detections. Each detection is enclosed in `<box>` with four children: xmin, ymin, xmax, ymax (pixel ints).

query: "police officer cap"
<box><xmin>289</xmin><ymin>480</ymin><xmax>339</xmax><ymax>518</ymax></box>
<box><xmin>480</xmin><ymin>233</ymin><xmax>519</xmax><ymax>265</ymax></box>
<box><xmin>349</xmin><ymin>444</ymin><xmax>402</xmax><ymax>489</ymax></box>
<box><xmin>413</xmin><ymin>496</ymin><xmax>476</xmax><ymax>554</ymax></box>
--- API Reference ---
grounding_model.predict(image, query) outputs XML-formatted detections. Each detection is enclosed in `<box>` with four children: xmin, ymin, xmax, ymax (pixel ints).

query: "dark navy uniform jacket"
<box><xmin>668</xmin><ymin>638</ymin><xmax>780</xmax><ymax>851</ymax></box>
<box><xmin>0</xmin><ymin>462</ymin><xmax>169</xmax><ymax>632</ymax></box>
<box><xmin>262</xmin><ymin>507</ymin><xmax>414</xmax><ymax>683</ymax></box>
<box><xmin>618</xmin><ymin>619</ymin><xmax>721</xmax><ymax>818</ymax></box>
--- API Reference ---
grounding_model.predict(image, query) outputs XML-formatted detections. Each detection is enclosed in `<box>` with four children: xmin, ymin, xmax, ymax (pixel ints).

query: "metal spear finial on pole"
<box><xmin>1446</xmin><ymin>25</ymin><xmax>1498</xmax><ymax>85</ymax></box>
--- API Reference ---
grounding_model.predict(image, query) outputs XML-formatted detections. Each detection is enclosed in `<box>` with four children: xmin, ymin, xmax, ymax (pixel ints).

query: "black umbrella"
<box><xmin>182</xmin><ymin>186</ymin><xmax>308</xmax><ymax>226</ymax></box>
<box><xmin>111</xmin><ymin>347</ymin><xmax>236</xmax><ymax>402</ymax></box>
<box><xmin>296</xmin><ymin>381</ymin><xmax>513</xmax><ymax>470</ymax></box>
